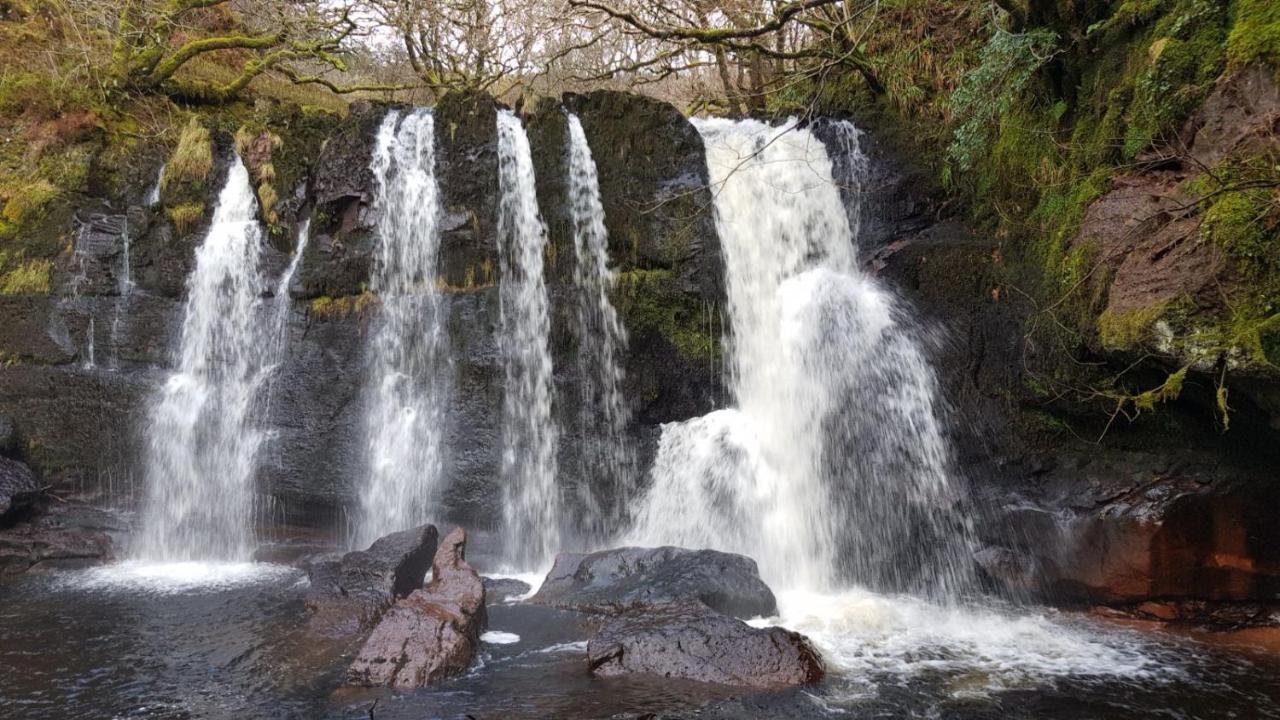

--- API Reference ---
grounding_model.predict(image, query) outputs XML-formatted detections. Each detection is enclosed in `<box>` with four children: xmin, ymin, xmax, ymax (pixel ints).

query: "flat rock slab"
<box><xmin>587</xmin><ymin>602</ymin><xmax>825</xmax><ymax>690</ymax></box>
<box><xmin>0</xmin><ymin>501</ymin><xmax>123</xmax><ymax>575</ymax></box>
<box><xmin>531</xmin><ymin>546</ymin><xmax>777</xmax><ymax>619</ymax></box>
<box><xmin>304</xmin><ymin>524</ymin><xmax>438</xmax><ymax>638</ymax></box>
<box><xmin>348</xmin><ymin>527</ymin><xmax>487</xmax><ymax>687</ymax></box>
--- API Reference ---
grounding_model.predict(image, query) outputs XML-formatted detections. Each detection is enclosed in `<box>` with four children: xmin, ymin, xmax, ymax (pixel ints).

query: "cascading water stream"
<box><xmin>133</xmin><ymin>157</ymin><xmax>271</xmax><ymax>562</ymax></box>
<box><xmin>496</xmin><ymin>109</ymin><xmax>560</xmax><ymax>569</ymax></box>
<box><xmin>628</xmin><ymin>118</ymin><xmax>976</xmax><ymax>597</ymax></box>
<box><xmin>565</xmin><ymin>113</ymin><xmax>634</xmax><ymax>542</ymax></box>
<box><xmin>354</xmin><ymin>109</ymin><xmax>449</xmax><ymax>548</ymax></box>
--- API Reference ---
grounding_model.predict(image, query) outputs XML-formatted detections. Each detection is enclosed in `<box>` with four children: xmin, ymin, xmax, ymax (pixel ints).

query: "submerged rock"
<box><xmin>304</xmin><ymin>524</ymin><xmax>438</xmax><ymax>637</ymax></box>
<box><xmin>531</xmin><ymin>546</ymin><xmax>777</xmax><ymax>619</ymax></box>
<box><xmin>0</xmin><ymin>501</ymin><xmax>122</xmax><ymax>574</ymax></box>
<box><xmin>483</xmin><ymin>576</ymin><xmax>532</xmax><ymax>603</ymax></box>
<box><xmin>347</xmin><ymin>527</ymin><xmax>487</xmax><ymax>687</ymax></box>
<box><xmin>587</xmin><ymin>601</ymin><xmax>824</xmax><ymax>690</ymax></box>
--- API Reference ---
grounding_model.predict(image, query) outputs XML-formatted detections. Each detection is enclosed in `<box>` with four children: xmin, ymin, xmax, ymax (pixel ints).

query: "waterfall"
<box><xmin>354</xmin><ymin>109</ymin><xmax>450</xmax><ymax>548</ymax></box>
<box><xmin>628</xmin><ymin>119</ymin><xmax>975</xmax><ymax>597</ymax></box>
<box><xmin>496</xmin><ymin>109</ymin><xmax>560</xmax><ymax>569</ymax></box>
<box><xmin>133</xmin><ymin>158</ymin><xmax>271</xmax><ymax>562</ymax></box>
<box><xmin>565</xmin><ymin>113</ymin><xmax>634</xmax><ymax>542</ymax></box>
<box><xmin>146</xmin><ymin>164</ymin><xmax>165</xmax><ymax>206</ymax></box>
<box><xmin>109</xmin><ymin>216</ymin><xmax>135</xmax><ymax>370</ymax></box>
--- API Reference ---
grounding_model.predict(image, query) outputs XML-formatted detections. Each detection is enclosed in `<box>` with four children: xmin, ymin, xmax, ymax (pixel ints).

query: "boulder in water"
<box><xmin>530</xmin><ymin>546</ymin><xmax>777</xmax><ymax>619</ymax></box>
<box><xmin>347</xmin><ymin>527</ymin><xmax>487</xmax><ymax>687</ymax></box>
<box><xmin>483</xmin><ymin>576</ymin><xmax>532</xmax><ymax>603</ymax></box>
<box><xmin>304</xmin><ymin>524</ymin><xmax>438</xmax><ymax>637</ymax></box>
<box><xmin>587</xmin><ymin>601</ymin><xmax>824</xmax><ymax>690</ymax></box>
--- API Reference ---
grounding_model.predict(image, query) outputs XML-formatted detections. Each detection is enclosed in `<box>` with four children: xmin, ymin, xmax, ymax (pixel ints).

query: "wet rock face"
<box><xmin>297</xmin><ymin>101</ymin><xmax>387</xmax><ymax>299</ymax></box>
<box><xmin>978</xmin><ymin>450</ymin><xmax>1280</xmax><ymax>606</ymax></box>
<box><xmin>587</xmin><ymin>601</ymin><xmax>824</xmax><ymax>690</ymax></box>
<box><xmin>0</xmin><ymin>501</ymin><xmax>122</xmax><ymax>575</ymax></box>
<box><xmin>347</xmin><ymin>527</ymin><xmax>487</xmax><ymax>687</ymax></box>
<box><xmin>0</xmin><ymin>413</ymin><xmax>15</xmax><ymax>455</ymax></box>
<box><xmin>531</xmin><ymin>546</ymin><xmax>777</xmax><ymax>619</ymax></box>
<box><xmin>304</xmin><ymin>524</ymin><xmax>439</xmax><ymax>638</ymax></box>
<box><xmin>0</xmin><ymin>457</ymin><xmax>39</xmax><ymax>521</ymax></box>
<box><xmin>435</xmin><ymin>90</ymin><xmax>500</xmax><ymax>290</ymax></box>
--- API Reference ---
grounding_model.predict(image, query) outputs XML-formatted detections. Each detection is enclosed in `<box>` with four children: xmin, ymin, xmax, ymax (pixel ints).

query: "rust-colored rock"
<box><xmin>587</xmin><ymin>601</ymin><xmax>824</xmax><ymax>690</ymax></box>
<box><xmin>347</xmin><ymin>527</ymin><xmax>487</xmax><ymax>687</ymax></box>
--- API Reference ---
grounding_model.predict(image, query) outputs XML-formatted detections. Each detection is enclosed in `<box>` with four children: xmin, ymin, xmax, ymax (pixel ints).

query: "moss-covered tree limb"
<box><xmin>102</xmin><ymin>0</ymin><xmax>370</xmax><ymax>103</ymax></box>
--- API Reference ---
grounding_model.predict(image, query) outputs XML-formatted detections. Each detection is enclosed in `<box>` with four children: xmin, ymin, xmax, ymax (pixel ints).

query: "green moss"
<box><xmin>613</xmin><ymin>269</ymin><xmax>721</xmax><ymax>363</ymax></box>
<box><xmin>1226</xmin><ymin>0</ymin><xmax>1280</xmax><ymax>67</ymax></box>
<box><xmin>1200</xmin><ymin>190</ymin><xmax>1274</xmax><ymax>265</ymax></box>
<box><xmin>1098</xmin><ymin>302</ymin><xmax>1170</xmax><ymax>349</ymax></box>
<box><xmin>1123</xmin><ymin>1</ymin><xmax>1227</xmax><ymax>158</ymax></box>
<box><xmin>0</xmin><ymin>179</ymin><xmax>58</xmax><ymax>227</ymax></box>
<box><xmin>1132</xmin><ymin>365</ymin><xmax>1188</xmax><ymax>411</ymax></box>
<box><xmin>309</xmin><ymin>292</ymin><xmax>376</xmax><ymax>320</ymax></box>
<box><xmin>167</xmin><ymin>202</ymin><xmax>205</xmax><ymax>235</ymax></box>
<box><xmin>161</xmin><ymin>117</ymin><xmax>213</xmax><ymax>207</ymax></box>
<box><xmin>0</xmin><ymin>258</ymin><xmax>52</xmax><ymax>294</ymax></box>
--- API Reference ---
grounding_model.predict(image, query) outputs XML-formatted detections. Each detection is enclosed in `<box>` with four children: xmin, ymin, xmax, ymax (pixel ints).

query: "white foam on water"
<box><xmin>483</xmin><ymin>569</ymin><xmax>549</xmax><ymax>602</ymax></box>
<box><xmin>765</xmin><ymin>589</ymin><xmax>1174</xmax><ymax>699</ymax></box>
<box><xmin>70</xmin><ymin>560</ymin><xmax>298</xmax><ymax>595</ymax></box>
<box><xmin>481</xmin><ymin>631</ymin><xmax>521</xmax><ymax>645</ymax></box>
<box><xmin>537</xmin><ymin>641</ymin><xmax>588</xmax><ymax>654</ymax></box>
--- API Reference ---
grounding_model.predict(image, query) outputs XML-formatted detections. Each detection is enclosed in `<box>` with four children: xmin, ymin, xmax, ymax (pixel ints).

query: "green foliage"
<box><xmin>1227</xmin><ymin>0</ymin><xmax>1280</xmax><ymax>67</ymax></box>
<box><xmin>309</xmin><ymin>292</ymin><xmax>376</xmax><ymax>320</ymax></box>
<box><xmin>0</xmin><ymin>179</ymin><xmax>58</xmax><ymax>230</ymax></box>
<box><xmin>0</xmin><ymin>258</ymin><xmax>52</xmax><ymax>294</ymax></box>
<box><xmin>946</xmin><ymin>28</ymin><xmax>1059</xmax><ymax>174</ymax></box>
<box><xmin>167</xmin><ymin>202</ymin><xmax>205</xmax><ymax>235</ymax></box>
<box><xmin>613</xmin><ymin>269</ymin><xmax>721</xmax><ymax>363</ymax></box>
<box><xmin>161</xmin><ymin>118</ymin><xmax>214</xmax><ymax>209</ymax></box>
<box><xmin>1132</xmin><ymin>365</ymin><xmax>1188</xmax><ymax>412</ymax></box>
<box><xmin>1201</xmin><ymin>189</ymin><xmax>1274</xmax><ymax>264</ymax></box>
<box><xmin>1098</xmin><ymin>303</ymin><xmax>1170</xmax><ymax>349</ymax></box>
<box><xmin>1122</xmin><ymin>1</ymin><xmax>1227</xmax><ymax>157</ymax></box>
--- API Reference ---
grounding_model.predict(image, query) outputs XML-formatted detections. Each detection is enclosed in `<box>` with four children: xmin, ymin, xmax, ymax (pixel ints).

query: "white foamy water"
<box><xmin>355</xmin><ymin>109</ymin><xmax>450</xmax><ymax>548</ymax></box>
<box><xmin>621</xmin><ymin>118</ymin><xmax>1173</xmax><ymax>696</ymax></box>
<box><xmin>496</xmin><ymin>109</ymin><xmax>560</xmax><ymax>569</ymax></box>
<box><xmin>566</xmin><ymin>113</ymin><xmax>635</xmax><ymax>543</ymax></box>
<box><xmin>146</xmin><ymin>163</ymin><xmax>165</xmax><ymax>206</ymax></box>
<box><xmin>628</xmin><ymin>118</ymin><xmax>973</xmax><ymax>595</ymax></box>
<box><xmin>481</xmin><ymin>631</ymin><xmax>522</xmax><ymax>645</ymax></box>
<box><xmin>133</xmin><ymin>158</ymin><xmax>273</xmax><ymax>562</ymax></box>
<box><xmin>762</xmin><ymin>590</ymin><xmax>1172</xmax><ymax>698</ymax></box>
<box><xmin>73</xmin><ymin>561</ymin><xmax>298</xmax><ymax>595</ymax></box>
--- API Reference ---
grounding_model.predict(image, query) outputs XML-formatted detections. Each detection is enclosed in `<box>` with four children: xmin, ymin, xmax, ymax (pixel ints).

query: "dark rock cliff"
<box><xmin>0</xmin><ymin>90</ymin><xmax>725</xmax><ymax>541</ymax></box>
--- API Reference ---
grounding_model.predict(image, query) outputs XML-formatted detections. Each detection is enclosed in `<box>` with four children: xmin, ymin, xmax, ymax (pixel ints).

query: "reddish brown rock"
<box><xmin>982</xmin><ymin>453</ymin><xmax>1280</xmax><ymax>614</ymax></box>
<box><xmin>347</xmin><ymin>527</ymin><xmax>487</xmax><ymax>687</ymax></box>
<box><xmin>587</xmin><ymin>601</ymin><xmax>824</xmax><ymax>690</ymax></box>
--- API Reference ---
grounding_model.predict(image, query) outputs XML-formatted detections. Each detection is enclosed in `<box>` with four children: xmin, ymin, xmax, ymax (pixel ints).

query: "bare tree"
<box><xmin>60</xmin><ymin>0</ymin><xmax>399</xmax><ymax>103</ymax></box>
